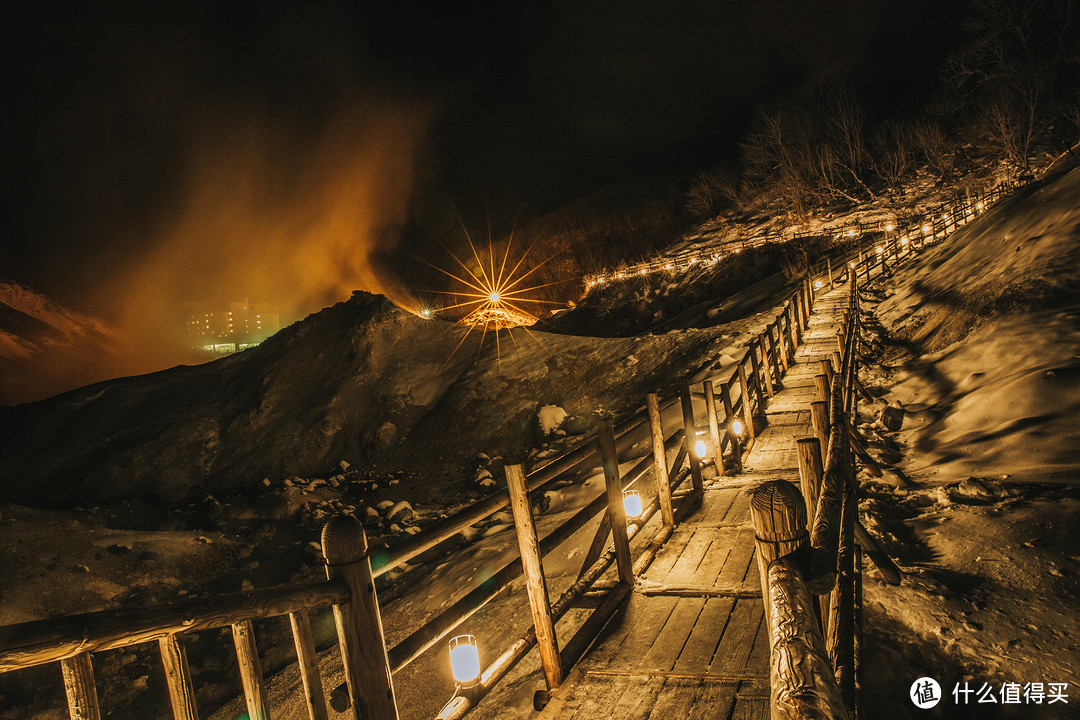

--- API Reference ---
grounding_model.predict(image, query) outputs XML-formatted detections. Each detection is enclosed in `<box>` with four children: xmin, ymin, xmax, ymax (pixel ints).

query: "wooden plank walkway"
<box><xmin>538</xmin><ymin>285</ymin><xmax>850</xmax><ymax>720</ymax></box>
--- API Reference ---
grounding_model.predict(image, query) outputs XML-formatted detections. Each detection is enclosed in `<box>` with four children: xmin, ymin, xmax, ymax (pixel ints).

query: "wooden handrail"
<box><xmin>0</xmin><ymin>579</ymin><xmax>349</xmax><ymax>673</ymax></box>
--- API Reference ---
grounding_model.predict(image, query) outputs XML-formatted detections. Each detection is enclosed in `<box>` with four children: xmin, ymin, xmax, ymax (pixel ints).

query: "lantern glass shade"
<box><xmin>814</xmin><ymin>280</ymin><xmax>823</xmax><ymax>289</ymax></box>
<box><xmin>449</xmin><ymin>635</ymin><xmax>481</xmax><ymax>687</ymax></box>
<box><xmin>732</xmin><ymin>419</ymin><xmax>743</xmax><ymax>436</ymax></box>
<box><xmin>694</xmin><ymin>439</ymin><xmax>707</xmax><ymax>459</ymax></box>
<box><xmin>622</xmin><ymin>490</ymin><xmax>643</xmax><ymax>518</ymax></box>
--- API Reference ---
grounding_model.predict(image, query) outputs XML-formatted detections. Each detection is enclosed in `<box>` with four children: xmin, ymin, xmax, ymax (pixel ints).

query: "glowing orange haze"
<box><xmin>97</xmin><ymin>101</ymin><xmax>430</xmax><ymax>368</ymax></box>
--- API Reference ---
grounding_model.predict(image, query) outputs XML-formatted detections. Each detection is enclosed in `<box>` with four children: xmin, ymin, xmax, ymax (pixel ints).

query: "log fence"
<box><xmin>0</xmin><ymin>182</ymin><xmax>1010</xmax><ymax>720</ymax></box>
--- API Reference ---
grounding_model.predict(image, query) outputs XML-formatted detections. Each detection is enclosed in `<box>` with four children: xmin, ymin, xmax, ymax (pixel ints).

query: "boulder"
<box><xmin>880</xmin><ymin>401</ymin><xmax>905</xmax><ymax>431</ymax></box>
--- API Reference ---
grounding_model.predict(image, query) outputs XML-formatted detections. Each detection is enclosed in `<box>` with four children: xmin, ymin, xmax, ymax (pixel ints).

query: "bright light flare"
<box><xmin>423</xmin><ymin>222</ymin><xmax>564</xmax><ymax>331</ymax></box>
<box><xmin>449</xmin><ymin>635</ymin><xmax>481</xmax><ymax>687</ymax></box>
<box><xmin>622</xmin><ymin>490</ymin><xmax>643</xmax><ymax>518</ymax></box>
<box><xmin>695</xmin><ymin>439</ymin><xmax>707</xmax><ymax>459</ymax></box>
<box><xmin>732</xmin><ymin>419</ymin><xmax>743</xmax><ymax>436</ymax></box>
<box><xmin>814</xmin><ymin>280</ymin><xmax>823</xmax><ymax>289</ymax></box>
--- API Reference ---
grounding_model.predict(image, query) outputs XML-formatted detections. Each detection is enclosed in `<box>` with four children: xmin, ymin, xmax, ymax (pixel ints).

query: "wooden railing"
<box><xmin>748</xmin><ymin>182</ymin><xmax>1010</xmax><ymax>719</ymax></box>
<box><xmin>0</xmin><ymin>280</ymin><xmax>814</xmax><ymax>720</ymax></box>
<box><xmin>0</xmin><ymin>182</ymin><xmax>1009</xmax><ymax>719</ymax></box>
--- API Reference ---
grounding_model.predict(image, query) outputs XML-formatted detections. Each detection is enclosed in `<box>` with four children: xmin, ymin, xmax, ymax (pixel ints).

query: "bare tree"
<box><xmin>945</xmin><ymin>0</ymin><xmax>1077</xmax><ymax>171</ymax></box>
<box><xmin>870</xmin><ymin>120</ymin><xmax>915</xmax><ymax>193</ymax></box>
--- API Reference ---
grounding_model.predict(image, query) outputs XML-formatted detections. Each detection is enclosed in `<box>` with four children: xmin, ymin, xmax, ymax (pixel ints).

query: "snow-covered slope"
<box><xmin>852</xmin><ymin>166</ymin><xmax>1080</xmax><ymax>717</ymax></box>
<box><xmin>0</xmin><ymin>290</ymin><xmax>748</xmax><ymax>506</ymax></box>
<box><xmin>0</xmin><ymin>282</ymin><xmax>122</xmax><ymax>406</ymax></box>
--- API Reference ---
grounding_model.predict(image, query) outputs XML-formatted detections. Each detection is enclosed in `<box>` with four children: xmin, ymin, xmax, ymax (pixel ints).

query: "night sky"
<box><xmin>1</xmin><ymin>1</ymin><xmax>966</xmax><ymax>320</ymax></box>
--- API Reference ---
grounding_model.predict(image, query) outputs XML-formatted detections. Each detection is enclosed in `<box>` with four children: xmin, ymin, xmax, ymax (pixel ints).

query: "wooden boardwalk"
<box><xmin>538</xmin><ymin>285</ymin><xmax>850</xmax><ymax>720</ymax></box>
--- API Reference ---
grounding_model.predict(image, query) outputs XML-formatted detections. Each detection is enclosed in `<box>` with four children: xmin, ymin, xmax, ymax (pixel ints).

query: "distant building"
<box><xmin>186</xmin><ymin>298</ymin><xmax>280</xmax><ymax>352</ymax></box>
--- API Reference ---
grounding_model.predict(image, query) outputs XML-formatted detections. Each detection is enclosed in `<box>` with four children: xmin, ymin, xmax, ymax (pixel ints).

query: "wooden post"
<box><xmin>646</xmin><ymin>393</ymin><xmax>675</xmax><ymax>528</ymax></box>
<box><xmin>595</xmin><ymin>416</ymin><xmax>635</xmax><ymax>585</ymax></box>
<box><xmin>322</xmin><ymin>515</ymin><xmax>399</xmax><ymax>720</ymax></box>
<box><xmin>795</xmin><ymin>440</ymin><xmax>825</xmax><ymax>535</ymax></box>
<box><xmin>505</xmin><ymin>464</ymin><xmax>563</xmax><ymax>690</ymax></box>
<box><xmin>790</xmin><ymin>300</ymin><xmax>803</xmax><ymax>347</ymax></box>
<box><xmin>828</xmin><ymin>493</ymin><xmax>858</xmax><ymax>711</ymax></box>
<box><xmin>771</xmin><ymin>321</ymin><xmax>789</xmax><ymax>373</ymax></box>
<box><xmin>826</xmin><ymin>257</ymin><xmax>834</xmax><ymax>291</ymax></box>
<box><xmin>819</xmin><ymin>358</ymin><xmax>834</xmax><ymax>388</ymax></box>
<box><xmin>813</xmin><ymin>374</ymin><xmax>830</xmax><ymax>405</ymax></box>
<box><xmin>290</xmin><ymin>611</ymin><xmax>330</xmax><ymax>720</ymax></box>
<box><xmin>765</xmin><ymin>325</ymin><xmax>785</xmax><ymax>384</ymax></box>
<box><xmin>60</xmin><ymin>652</ymin><xmax>101</xmax><ymax>720</ymax></box>
<box><xmin>750</xmin><ymin>338</ymin><xmax>773</xmax><ymax>401</ymax></box>
<box><xmin>679</xmin><ymin>379</ymin><xmax>705</xmax><ymax>494</ymax></box>
<box><xmin>810</xmin><ymin>401</ymin><xmax>830</xmax><ymax>465</ymax></box>
<box><xmin>751</xmin><ymin>480</ymin><xmax>809</xmax><ymax>633</ymax></box>
<box><xmin>796</xmin><ymin>437</ymin><xmax>830</xmax><ymax>632</ymax></box>
<box><xmin>159</xmin><ymin>635</ymin><xmax>199</xmax><ymax>720</ymax></box>
<box><xmin>720</xmin><ymin>381</ymin><xmax>743</xmax><ymax>473</ymax></box>
<box><xmin>703</xmin><ymin>381</ymin><xmax>727</xmax><ymax>475</ymax></box>
<box><xmin>737</xmin><ymin>364</ymin><xmax>757</xmax><ymax>444</ymax></box>
<box><xmin>231</xmin><ymin>620</ymin><xmax>268</xmax><ymax>720</ymax></box>
<box><xmin>782</xmin><ymin>308</ymin><xmax>797</xmax><ymax>364</ymax></box>
<box><xmin>836</xmin><ymin>331</ymin><xmax>846</xmax><ymax>363</ymax></box>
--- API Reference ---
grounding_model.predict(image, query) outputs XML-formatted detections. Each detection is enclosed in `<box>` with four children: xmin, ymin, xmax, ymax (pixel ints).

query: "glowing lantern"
<box><xmin>875</xmin><ymin>246</ymin><xmax>883</xmax><ymax>254</ymax></box>
<box><xmin>976</xmin><ymin>202</ymin><xmax>984</xmax><ymax>210</ymax></box>
<box><xmin>622</xmin><ymin>490</ymin><xmax>643</xmax><ymax>518</ymax></box>
<box><xmin>814</xmin><ymin>280</ymin><xmax>823</xmax><ymax>289</ymax></box>
<box><xmin>694</xmin><ymin>437</ymin><xmax>708</xmax><ymax>459</ymax></box>
<box><xmin>640</xmin><ymin>268</ymin><xmax>648</xmax><ymax>275</ymax></box>
<box><xmin>449</xmin><ymin>635</ymin><xmax>481</xmax><ymax>687</ymax></box>
<box><xmin>732</xmin><ymin>419</ymin><xmax>743</xmax><ymax>436</ymax></box>
<box><xmin>489</xmin><ymin>292</ymin><xmax>500</xmax><ymax>303</ymax></box>
<box><xmin>885</xmin><ymin>224</ymin><xmax>895</xmax><ymax>231</ymax></box>
<box><xmin>846</xmin><ymin>230</ymin><xmax>855</xmax><ymax>236</ymax></box>
<box><xmin>922</xmin><ymin>225</ymin><xmax>931</xmax><ymax>234</ymax></box>
<box><xmin>901</xmin><ymin>237</ymin><xmax>908</xmax><ymax>245</ymax></box>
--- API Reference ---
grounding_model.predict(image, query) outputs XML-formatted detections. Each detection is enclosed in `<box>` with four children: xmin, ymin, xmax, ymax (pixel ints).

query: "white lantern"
<box><xmin>695</xmin><ymin>439</ymin><xmax>707</xmax><ymax>459</ymax></box>
<box><xmin>732</xmin><ymin>419</ymin><xmax>743</xmax><ymax>436</ymax></box>
<box><xmin>622</xmin><ymin>490</ymin><xmax>643</xmax><ymax>518</ymax></box>
<box><xmin>449</xmin><ymin>635</ymin><xmax>481</xmax><ymax>687</ymax></box>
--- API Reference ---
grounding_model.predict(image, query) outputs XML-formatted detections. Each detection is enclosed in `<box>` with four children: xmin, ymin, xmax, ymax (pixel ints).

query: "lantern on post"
<box><xmin>622</xmin><ymin>490</ymin><xmax>643</xmax><ymax>519</ymax></box>
<box><xmin>449</xmin><ymin>635</ymin><xmax>481</xmax><ymax>689</ymax></box>
<box><xmin>694</xmin><ymin>430</ymin><xmax>708</xmax><ymax>460</ymax></box>
<box><xmin>732</xmin><ymin>418</ymin><xmax>744</xmax><ymax>437</ymax></box>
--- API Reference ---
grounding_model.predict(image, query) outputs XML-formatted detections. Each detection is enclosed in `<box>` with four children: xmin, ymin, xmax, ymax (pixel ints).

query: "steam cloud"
<box><xmin>99</xmin><ymin>101</ymin><xmax>429</xmax><ymax>360</ymax></box>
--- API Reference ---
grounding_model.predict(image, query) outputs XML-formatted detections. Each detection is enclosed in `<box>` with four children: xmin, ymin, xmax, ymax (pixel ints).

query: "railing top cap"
<box><xmin>322</xmin><ymin>515</ymin><xmax>368</xmax><ymax>566</ymax></box>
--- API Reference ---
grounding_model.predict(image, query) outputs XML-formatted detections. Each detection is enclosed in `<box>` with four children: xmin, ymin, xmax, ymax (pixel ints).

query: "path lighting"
<box><xmin>901</xmin><ymin>237</ymin><xmax>909</xmax><ymax>245</ymax></box>
<box><xmin>732</xmin><ymin>419</ymin><xmax>744</xmax><ymax>437</ymax></box>
<box><xmin>449</xmin><ymin>635</ymin><xmax>481</xmax><ymax>688</ymax></box>
<box><xmin>875</xmin><ymin>246</ymin><xmax>883</xmax><ymax>254</ymax></box>
<box><xmin>814</xmin><ymin>280</ymin><xmax>823</xmax><ymax>289</ymax></box>
<box><xmin>694</xmin><ymin>432</ymin><xmax>708</xmax><ymax>459</ymax></box>
<box><xmin>848</xmin><ymin>261</ymin><xmax>855</xmax><ymax>269</ymax></box>
<box><xmin>885</xmin><ymin>224</ymin><xmax>895</xmax><ymax>231</ymax></box>
<box><xmin>622</xmin><ymin>490</ymin><xmax>643</xmax><ymax>518</ymax></box>
<box><xmin>976</xmin><ymin>202</ymin><xmax>984</xmax><ymax>210</ymax></box>
<box><xmin>922</xmin><ymin>225</ymin><xmax>931</xmax><ymax>234</ymax></box>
